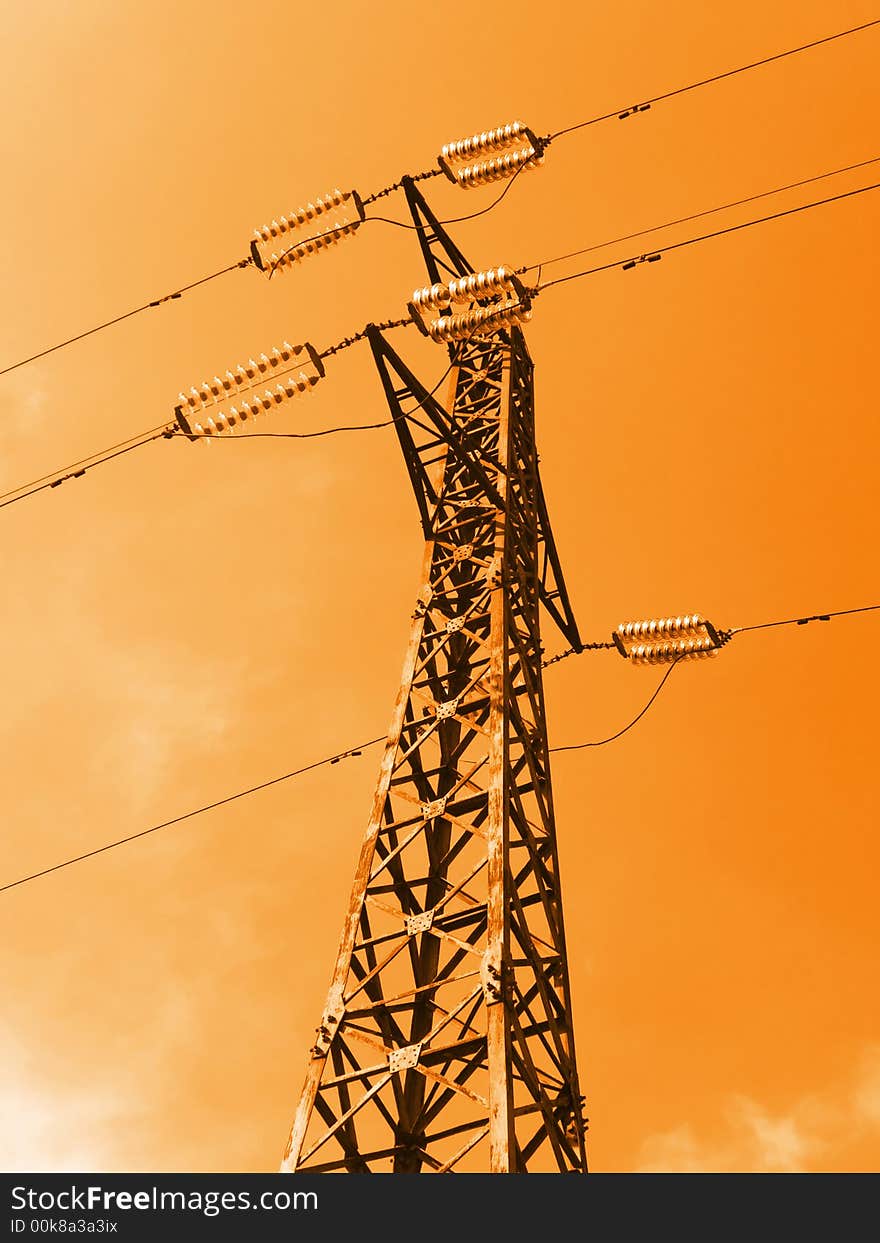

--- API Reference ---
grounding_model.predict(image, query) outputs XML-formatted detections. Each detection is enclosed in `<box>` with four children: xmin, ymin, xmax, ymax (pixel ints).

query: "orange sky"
<box><xmin>1</xmin><ymin>0</ymin><xmax>878</xmax><ymax>1173</ymax></box>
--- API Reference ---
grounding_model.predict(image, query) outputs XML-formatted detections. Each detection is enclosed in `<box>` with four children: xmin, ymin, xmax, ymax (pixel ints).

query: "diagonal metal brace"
<box><xmin>366</xmin><ymin>327</ymin><xmax>507</xmax><ymax>532</ymax></box>
<box><xmin>401</xmin><ymin>177</ymin><xmax>473</xmax><ymax>287</ymax></box>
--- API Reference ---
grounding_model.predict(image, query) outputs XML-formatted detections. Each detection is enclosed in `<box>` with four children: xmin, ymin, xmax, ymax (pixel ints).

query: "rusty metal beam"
<box><xmin>279</xmin><ymin>182</ymin><xmax>587</xmax><ymax>1174</ymax></box>
<box><xmin>280</xmin><ymin>323</ymin><xmax>588</xmax><ymax>1173</ymax></box>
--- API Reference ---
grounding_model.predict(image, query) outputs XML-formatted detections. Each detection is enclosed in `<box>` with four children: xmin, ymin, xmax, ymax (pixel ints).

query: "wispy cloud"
<box><xmin>852</xmin><ymin>1044</ymin><xmax>880</xmax><ymax>1126</ymax></box>
<box><xmin>89</xmin><ymin>643</ymin><xmax>235</xmax><ymax>813</ymax></box>
<box><xmin>0</xmin><ymin>1025</ymin><xmax>136</xmax><ymax>1173</ymax></box>
<box><xmin>636</xmin><ymin>1048</ymin><xmax>880</xmax><ymax>1172</ymax></box>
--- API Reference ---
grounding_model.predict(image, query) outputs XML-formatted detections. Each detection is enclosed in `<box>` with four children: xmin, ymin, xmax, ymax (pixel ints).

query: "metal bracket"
<box><xmin>445</xmin><ymin>618</ymin><xmax>464</xmax><ymax>634</ymax></box>
<box><xmin>413</xmin><ymin>587</ymin><xmax>433</xmax><ymax>619</ymax></box>
<box><xmin>480</xmin><ymin>945</ymin><xmax>504</xmax><ymax>1005</ymax></box>
<box><xmin>388</xmin><ymin>1042</ymin><xmax>422</xmax><ymax>1073</ymax></box>
<box><xmin>434</xmin><ymin>699</ymin><xmax>460</xmax><ymax>721</ymax></box>
<box><xmin>618</xmin><ymin>102</ymin><xmax>651</xmax><ymax>120</ymax></box>
<box><xmin>452</xmin><ymin>543</ymin><xmax>474</xmax><ymax>563</ymax></box>
<box><xmin>621</xmin><ymin>252</ymin><xmax>662</xmax><ymax>271</ymax></box>
<box><xmin>174</xmin><ymin>405</ymin><xmax>199</xmax><ymax>442</ymax></box>
<box><xmin>405</xmin><ymin>909</ymin><xmax>435</xmax><ymax>935</ymax></box>
<box><xmin>420</xmin><ymin>796</ymin><xmax>448</xmax><ymax>820</ymax></box>
<box><xmin>311</xmin><ymin>984</ymin><xmax>345</xmax><ymax>1058</ymax></box>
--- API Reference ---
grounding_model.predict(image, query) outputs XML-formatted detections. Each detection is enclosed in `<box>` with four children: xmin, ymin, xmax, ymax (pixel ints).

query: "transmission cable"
<box><xmin>546</xmin><ymin>603</ymin><xmax>880</xmax><ymax>752</ymax></box>
<box><xmin>550</xmin><ymin>660</ymin><xmax>681</xmax><ymax>752</ymax></box>
<box><xmin>0</xmin><ymin>642</ymin><xmax>613</xmax><ymax>895</ymax></box>
<box><xmin>547</xmin><ymin>17</ymin><xmax>880</xmax><ymax>140</ymax></box>
<box><xmin>0</xmin><ymin>739</ymin><xmax>383</xmax><ymax>896</ymax></box>
<box><xmin>3</xmin><ymin>18</ymin><xmax>877</xmax><ymax>379</ymax></box>
<box><xmin>0</xmin><ymin>420</ymin><xmax>174</xmax><ymax>505</ymax></box>
<box><xmin>0</xmin><ymin>324</ymin><xmax>435</xmax><ymax>508</ymax></box>
<box><xmin>1</xmin><ymin>597</ymin><xmax>875</xmax><ymax>896</ymax></box>
<box><xmin>3</xmin><ymin>175</ymin><xmax>877</xmax><ymax>511</ymax></box>
<box><xmin>0</xmin><ymin>426</ymin><xmax>176</xmax><ymax>512</ymax></box>
<box><xmin>519</xmin><ymin>153</ymin><xmax>880</xmax><ymax>274</ymax></box>
<box><xmin>534</xmin><ymin>178</ymin><xmax>880</xmax><ymax>292</ymax></box>
<box><xmin>312</xmin><ymin>165</ymin><xmax>531</xmax><ymax>243</ymax></box>
<box><xmin>728</xmin><ymin>603</ymin><xmax>880</xmax><ymax>635</ymax></box>
<box><xmin>0</xmin><ymin>260</ymin><xmax>252</xmax><ymax>380</ymax></box>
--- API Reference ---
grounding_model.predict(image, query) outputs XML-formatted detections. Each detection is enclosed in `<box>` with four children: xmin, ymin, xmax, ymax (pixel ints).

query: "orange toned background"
<box><xmin>1</xmin><ymin>0</ymin><xmax>878</xmax><ymax>1172</ymax></box>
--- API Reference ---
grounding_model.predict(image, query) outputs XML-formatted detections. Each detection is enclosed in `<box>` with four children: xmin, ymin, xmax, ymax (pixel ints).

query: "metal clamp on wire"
<box><xmin>621</xmin><ymin>252</ymin><xmax>662</xmax><ymax>271</ymax></box>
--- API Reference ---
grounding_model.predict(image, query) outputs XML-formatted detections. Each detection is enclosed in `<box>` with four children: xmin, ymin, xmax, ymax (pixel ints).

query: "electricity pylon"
<box><xmin>281</xmin><ymin>180</ymin><xmax>588</xmax><ymax>1173</ymax></box>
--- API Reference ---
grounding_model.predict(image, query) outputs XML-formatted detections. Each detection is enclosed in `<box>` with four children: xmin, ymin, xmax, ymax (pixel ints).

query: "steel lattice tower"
<box><xmin>281</xmin><ymin>182</ymin><xmax>588</xmax><ymax>1173</ymax></box>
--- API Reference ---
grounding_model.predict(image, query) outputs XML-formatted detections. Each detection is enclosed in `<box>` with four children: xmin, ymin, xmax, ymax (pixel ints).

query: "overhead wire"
<box><xmin>267</xmin><ymin>18</ymin><xmax>880</xmax><ymax>266</ymax></box>
<box><xmin>267</xmin><ymin>169</ymin><xmax>531</xmax><ymax>274</ymax></box>
<box><xmin>0</xmin><ymin>325</ymin><xmax>445</xmax><ymax>504</ymax></box>
<box><xmin>0</xmin><ymin>633</ymin><xmax>608</xmax><ymax>896</ymax></box>
<box><xmin>534</xmin><ymin>178</ymin><xmax>880</xmax><ymax>292</ymax></box>
<box><xmin>0</xmin><ymin>163</ymin><xmax>512</xmax><ymax>370</ymax></box>
<box><xmin>3</xmin><ymin>174</ymin><xmax>878</xmax><ymax>509</ymax></box>
<box><xmin>0</xmin><ymin>259</ymin><xmax>252</xmax><ymax>379</ymax></box>
<box><xmin>2</xmin><ymin>597</ymin><xmax>875</xmax><ymax>895</ymax></box>
<box><xmin>0</xmin><ymin>420</ymin><xmax>174</xmax><ymax>504</ymax></box>
<box><xmin>187</xmin><ymin>422</ymin><xmax>394</xmax><ymax>440</ymax></box>
<box><xmin>550</xmin><ymin>659</ymin><xmax>681</xmax><ymax>752</ymax></box>
<box><xmin>3</xmin><ymin>17</ymin><xmax>877</xmax><ymax>378</ymax></box>
<box><xmin>0</xmin><ymin>426</ymin><xmax>175</xmax><ymax>512</ymax></box>
<box><xmin>729</xmin><ymin>603</ymin><xmax>880</xmax><ymax>635</ymax></box>
<box><xmin>546</xmin><ymin>603</ymin><xmax>880</xmax><ymax>753</ymax></box>
<box><xmin>518</xmin><ymin>153</ymin><xmax>880</xmax><ymax>274</ymax></box>
<box><xmin>1</xmin><ymin>15</ymin><xmax>878</xmax><ymax>906</ymax></box>
<box><xmin>0</xmin><ymin>739</ymin><xmax>383</xmax><ymax>896</ymax></box>
<box><xmin>349</xmin><ymin>164</ymin><xmax>530</xmax><ymax>233</ymax></box>
<box><xmin>547</xmin><ymin>17</ymin><xmax>880</xmax><ymax>140</ymax></box>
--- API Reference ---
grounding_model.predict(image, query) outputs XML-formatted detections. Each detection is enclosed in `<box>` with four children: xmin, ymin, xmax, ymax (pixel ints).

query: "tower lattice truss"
<box><xmin>281</xmin><ymin>312</ymin><xmax>588</xmax><ymax>1172</ymax></box>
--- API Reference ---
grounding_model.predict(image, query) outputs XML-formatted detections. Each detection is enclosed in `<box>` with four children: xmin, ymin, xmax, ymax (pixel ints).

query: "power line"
<box><xmin>550</xmin><ymin>660</ymin><xmax>680</xmax><ymax>752</ymax></box>
<box><xmin>187</xmin><ymin>422</ymin><xmax>394</xmax><ymax>441</ymax></box>
<box><xmin>3</xmin><ymin>174</ymin><xmax>877</xmax><ymax>511</ymax></box>
<box><xmin>0</xmin><ymin>426</ymin><xmax>175</xmax><ymax>512</ymax></box>
<box><xmin>1</xmin><ymin>598</ymin><xmax>875</xmax><ymax>896</ymax></box>
<box><xmin>0</xmin><ymin>259</ymin><xmax>252</xmax><ymax>380</ymax></box>
<box><xmin>548</xmin><ymin>17</ymin><xmax>880</xmax><ymax>140</ymax></box>
<box><xmin>546</xmin><ymin>602</ymin><xmax>880</xmax><ymax>752</ymax></box>
<box><xmin>0</xmin><ymin>172</ymin><xmax>514</xmax><ymax>374</ymax></box>
<box><xmin>519</xmin><ymin>153</ymin><xmax>880</xmax><ymax>274</ymax></box>
<box><xmin>0</xmin><ymin>342</ymin><xmax>452</xmax><ymax>508</ymax></box>
<box><xmin>0</xmin><ymin>418</ymin><xmax>398</xmax><ymax>507</ymax></box>
<box><xmin>729</xmin><ymin>604</ymin><xmax>880</xmax><ymax>635</ymax></box>
<box><xmin>0</xmin><ymin>739</ymin><xmax>383</xmax><ymax>896</ymax></box>
<box><xmin>266</xmin><ymin>172</ymin><xmax>530</xmax><ymax>273</ymax></box>
<box><xmin>0</xmin><ymin>642</ymin><xmax>604</xmax><ymax>897</ymax></box>
<box><xmin>536</xmin><ymin>178</ymin><xmax>880</xmax><ymax>292</ymax></box>
<box><xmin>318</xmin><ymin>164</ymin><xmax>530</xmax><ymax>243</ymax></box>
<box><xmin>8</xmin><ymin>19</ymin><xmax>876</xmax><ymax>381</ymax></box>
<box><xmin>280</xmin><ymin>20</ymin><xmax>880</xmax><ymax>268</ymax></box>
<box><xmin>0</xmin><ymin>420</ymin><xmax>173</xmax><ymax>505</ymax></box>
